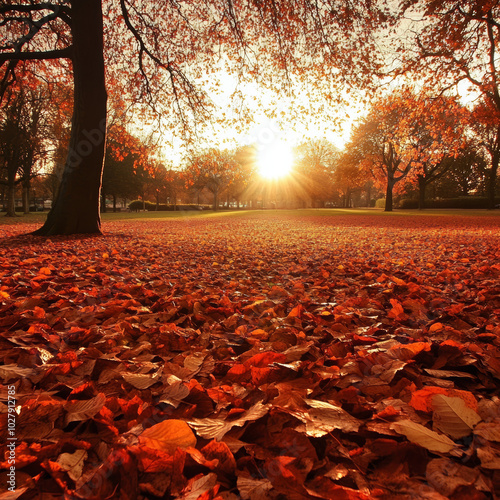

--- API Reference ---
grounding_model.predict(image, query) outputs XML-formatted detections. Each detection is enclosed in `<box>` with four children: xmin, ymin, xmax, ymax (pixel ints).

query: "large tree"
<box><xmin>345</xmin><ymin>92</ymin><xmax>416</xmax><ymax>212</ymax></box>
<box><xmin>345</xmin><ymin>89</ymin><xmax>463</xmax><ymax>211</ymax></box>
<box><xmin>0</xmin><ymin>0</ymin><xmax>387</xmax><ymax>235</ymax></box>
<box><xmin>393</xmin><ymin>0</ymin><xmax>500</xmax><ymax>208</ymax></box>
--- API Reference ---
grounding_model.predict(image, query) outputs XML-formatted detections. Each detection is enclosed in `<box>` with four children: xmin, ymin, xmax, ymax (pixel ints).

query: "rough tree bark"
<box><xmin>33</xmin><ymin>0</ymin><xmax>107</xmax><ymax>235</ymax></box>
<box><xmin>384</xmin><ymin>177</ymin><xmax>394</xmax><ymax>212</ymax></box>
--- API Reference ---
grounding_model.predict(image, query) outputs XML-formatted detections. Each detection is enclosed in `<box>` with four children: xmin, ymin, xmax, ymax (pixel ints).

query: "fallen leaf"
<box><xmin>189</xmin><ymin>402</ymin><xmax>271</xmax><ymax>440</ymax></box>
<box><xmin>139</xmin><ymin>419</ymin><xmax>196</xmax><ymax>454</ymax></box>
<box><xmin>431</xmin><ymin>394</ymin><xmax>481</xmax><ymax>439</ymax></box>
<box><xmin>473</xmin><ymin>421</ymin><xmax>500</xmax><ymax>442</ymax></box>
<box><xmin>237</xmin><ymin>475</ymin><xmax>273</xmax><ymax>500</ymax></box>
<box><xmin>288</xmin><ymin>399</ymin><xmax>361</xmax><ymax>437</ymax></box>
<box><xmin>56</xmin><ymin>449</ymin><xmax>87</xmax><ymax>481</ymax></box>
<box><xmin>410</xmin><ymin>387</ymin><xmax>478</xmax><ymax>413</ymax></box>
<box><xmin>390</xmin><ymin>420</ymin><xmax>458</xmax><ymax>454</ymax></box>
<box><xmin>64</xmin><ymin>393</ymin><xmax>106</xmax><ymax>423</ymax></box>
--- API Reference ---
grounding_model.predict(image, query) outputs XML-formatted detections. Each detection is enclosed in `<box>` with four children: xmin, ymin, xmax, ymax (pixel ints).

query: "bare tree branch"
<box><xmin>0</xmin><ymin>47</ymin><xmax>72</xmax><ymax>62</ymax></box>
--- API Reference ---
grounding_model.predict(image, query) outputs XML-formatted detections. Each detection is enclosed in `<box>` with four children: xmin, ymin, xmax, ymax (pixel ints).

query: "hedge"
<box><xmin>128</xmin><ymin>200</ymin><xmax>209</xmax><ymax>211</ymax></box>
<box><xmin>399</xmin><ymin>197</ymin><xmax>500</xmax><ymax>209</ymax></box>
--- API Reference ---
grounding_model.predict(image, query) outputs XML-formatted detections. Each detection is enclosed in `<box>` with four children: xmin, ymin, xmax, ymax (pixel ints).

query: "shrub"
<box><xmin>375</xmin><ymin>198</ymin><xmax>386</xmax><ymax>208</ymax></box>
<box><xmin>144</xmin><ymin>203</ymin><xmax>209</xmax><ymax>211</ymax></box>
<box><xmin>398</xmin><ymin>197</ymin><xmax>500</xmax><ymax>209</ymax></box>
<box><xmin>128</xmin><ymin>200</ymin><xmax>148</xmax><ymax>211</ymax></box>
<box><xmin>399</xmin><ymin>199</ymin><xmax>419</xmax><ymax>209</ymax></box>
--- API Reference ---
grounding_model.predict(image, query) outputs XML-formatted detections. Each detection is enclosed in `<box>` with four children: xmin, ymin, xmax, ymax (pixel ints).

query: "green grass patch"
<box><xmin>101</xmin><ymin>208</ymin><xmax>500</xmax><ymax>222</ymax></box>
<box><xmin>0</xmin><ymin>212</ymin><xmax>47</xmax><ymax>225</ymax></box>
<box><xmin>1</xmin><ymin>207</ymin><xmax>498</xmax><ymax>228</ymax></box>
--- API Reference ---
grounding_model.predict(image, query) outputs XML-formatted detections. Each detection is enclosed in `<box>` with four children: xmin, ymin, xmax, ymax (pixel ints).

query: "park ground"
<box><xmin>0</xmin><ymin>209</ymin><xmax>499</xmax><ymax>499</ymax></box>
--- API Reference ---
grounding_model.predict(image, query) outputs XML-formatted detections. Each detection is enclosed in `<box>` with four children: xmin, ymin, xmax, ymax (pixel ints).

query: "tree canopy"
<box><xmin>0</xmin><ymin>0</ymin><xmax>389</xmax><ymax>234</ymax></box>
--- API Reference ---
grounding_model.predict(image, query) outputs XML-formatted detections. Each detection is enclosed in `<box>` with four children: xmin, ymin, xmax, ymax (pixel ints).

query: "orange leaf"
<box><xmin>288</xmin><ymin>304</ymin><xmax>304</xmax><ymax>318</ymax></box>
<box><xmin>410</xmin><ymin>387</ymin><xmax>478</xmax><ymax>413</ymax></box>
<box><xmin>429</xmin><ymin>322</ymin><xmax>444</xmax><ymax>332</ymax></box>
<box><xmin>139</xmin><ymin>419</ymin><xmax>196</xmax><ymax>454</ymax></box>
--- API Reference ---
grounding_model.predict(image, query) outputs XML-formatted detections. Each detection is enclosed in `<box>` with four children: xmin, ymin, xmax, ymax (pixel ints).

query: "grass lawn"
<box><xmin>1</xmin><ymin>206</ymin><xmax>499</xmax><ymax>229</ymax></box>
<box><xmin>0</xmin><ymin>209</ymin><xmax>499</xmax><ymax>498</ymax></box>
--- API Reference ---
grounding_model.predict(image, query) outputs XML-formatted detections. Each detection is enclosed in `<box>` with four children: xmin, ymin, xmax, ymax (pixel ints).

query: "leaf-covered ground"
<box><xmin>0</xmin><ymin>211</ymin><xmax>499</xmax><ymax>500</ymax></box>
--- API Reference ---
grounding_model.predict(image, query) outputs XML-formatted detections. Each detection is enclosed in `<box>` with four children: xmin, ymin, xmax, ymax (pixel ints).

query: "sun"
<box><xmin>257</xmin><ymin>141</ymin><xmax>295</xmax><ymax>179</ymax></box>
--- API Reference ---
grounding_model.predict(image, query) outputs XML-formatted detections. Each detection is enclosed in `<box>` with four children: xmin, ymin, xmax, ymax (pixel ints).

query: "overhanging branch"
<box><xmin>0</xmin><ymin>3</ymin><xmax>70</xmax><ymax>18</ymax></box>
<box><xmin>0</xmin><ymin>47</ymin><xmax>73</xmax><ymax>62</ymax></box>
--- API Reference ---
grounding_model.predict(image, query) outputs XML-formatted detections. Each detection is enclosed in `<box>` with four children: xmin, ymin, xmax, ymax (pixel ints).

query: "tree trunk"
<box><xmin>5</xmin><ymin>183</ymin><xmax>16</xmax><ymax>217</ymax></box>
<box><xmin>212</xmin><ymin>191</ymin><xmax>218</xmax><ymax>211</ymax></box>
<box><xmin>487</xmin><ymin>151</ymin><xmax>499</xmax><ymax>210</ymax></box>
<box><xmin>385</xmin><ymin>178</ymin><xmax>394</xmax><ymax>212</ymax></box>
<box><xmin>33</xmin><ymin>0</ymin><xmax>107</xmax><ymax>235</ymax></box>
<box><xmin>418</xmin><ymin>174</ymin><xmax>426</xmax><ymax>210</ymax></box>
<box><xmin>23</xmin><ymin>182</ymin><xmax>30</xmax><ymax>214</ymax></box>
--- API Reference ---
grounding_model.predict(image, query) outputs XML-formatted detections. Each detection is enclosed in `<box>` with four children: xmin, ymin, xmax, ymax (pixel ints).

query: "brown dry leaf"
<box><xmin>139</xmin><ymin>419</ymin><xmax>196</xmax><ymax>454</ymax></box>
<box><xmin>289</xmin><ymin>399</ymin><xmax>361</xmax><ymax>437</ymax></box>
<box><xmin>473</xmin><ymin>421</ymin><xmax>500</xmax><ymax>442</ymax></box>
<box><xmin>189</xmin><ymin>402</ymin><xmax>270</xmax><ymax>440</ymax></box>
<box><xmin>237</xmin><ymin>475</ymin><xmax>273</xmax><ymax>500</ymax></box>
<box><xmin>0</xmin><ymin>365</ymin><xmax>35</xmax><ymax>381</ymax></box>
<box><xmin>424</xmin><ymin>369</ymin><xmax>476</xmax><ymax>380</ymax></box>
<box><xmin>426</xmin><ymin>458</ymin><xmax>479</xmax><ymax>497</ymax></box>
<box><xmin>178</xmin><ymin>472</ymin><xmax>218</xmax><ymax>499</ymax></box>
<box><xmin>158</xmin><ymin>381</ymin><xmax>190</xmax><ymax>408</ymax></box>
<box><xmin>64</xmin><ymin>393</ymin><xmax>106</xmax><ymax>424</ymax></box>
<box><xmin>0</xmin><ymin>486</ymin><xmax>30</xmax><ymax>500</ymax></box>
<box><xmin>431</xmin><ymin>394</ymin><xmax>481</xmax><ymax>439</ymax></box>
<box><xmin>122</xmin><ymin>371</ymin><xmax>161</xmax><ymax>389</ymax></box>
<box><xmin>476</xmin><ymin>442</ymin><xmax>500</xmax><ymax>469</ymax></box>
<box><xmin>390</xmin><ymin>420</ymin><xmax>458</xmax><ymax>454</ymax></box>
<box><xmin>200</xmin><ymin>440</ymin><xmax>236</xmax><ymax>475</ymax></box>
<box><xmin>56</xmin><ymin>449</ymin><xmax>88</xmax><ymax>481</ymax></box>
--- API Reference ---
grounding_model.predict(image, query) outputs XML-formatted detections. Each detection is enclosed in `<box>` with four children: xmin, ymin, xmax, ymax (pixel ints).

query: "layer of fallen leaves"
<box><xmin>0</xmin><ymin>212</ymin><xmax>499</xmax><ymax>500</ymax></box>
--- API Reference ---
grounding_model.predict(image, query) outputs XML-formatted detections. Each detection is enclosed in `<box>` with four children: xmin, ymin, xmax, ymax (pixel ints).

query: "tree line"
<box><xmin>2</xmin><ymin>83</ymin><xmax>497</xmax><ymax>214</ymax></box>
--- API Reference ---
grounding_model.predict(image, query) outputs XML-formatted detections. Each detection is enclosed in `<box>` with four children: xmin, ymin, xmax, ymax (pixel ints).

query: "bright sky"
<box><xmin>154</xmin><ymin>70</ymin><xmax>365</xmax><ymax>170</ymax></box>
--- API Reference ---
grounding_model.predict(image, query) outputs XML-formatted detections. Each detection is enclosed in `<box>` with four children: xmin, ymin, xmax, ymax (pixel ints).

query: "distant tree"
<box><xmin>293</xmin><ymin>139</ymin><xmax>338</xmax><ymax>207</ymax></box>
<box><xmin>333</xmin><ymin>163</ymin><xmax>364</xmax><ymax>208</ymax></box>
<box><xmin>101</xmin><ymin>148</ymin><xmax>142</xmax><ymax>212</ymax></box>
<box><xmin>408</xmin><ymin>96</ymin><xmax>465</xmax><ymax>209</ymax></box>
<box><xmin>230</xmin><ymin>145</ymin><xmax>258</xmax><ymax>208</ymax></box>
<box><xmin>468</xmin><ymin>99</ymin><xmax>500</xmax><ymax>202</ymax></box>
<box><xmin>0</xmin><ymin>82</ymin><xmax>48</xmax><ymax>216</ymax></box>
<box><xmin>186</xmin><ymin>148</ymin><xmax>239</xmax><ymax>211</ymax></box>
<box><xmin>432</xmin><ymin>150</ymin><xmax>487</xmax><ymax>199</ymax></box>
<box><xmin>164</xmin><ymin>168</ymin><xmax>185</xmax><ymax>210</ymax></box>
<box><xmin>142</xmin><ymin>163</ymin><xmax>171</xmax><ymax>210</ymax></box>
<box><xmin>449</xmin><ymin>144</ymin><xmax>488</xmax><ymax>196</ymax></box>
<box><xmin>101</xmin><ymin>115</ymin><xmax>148</xmax><ymax>212</ymax></box>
